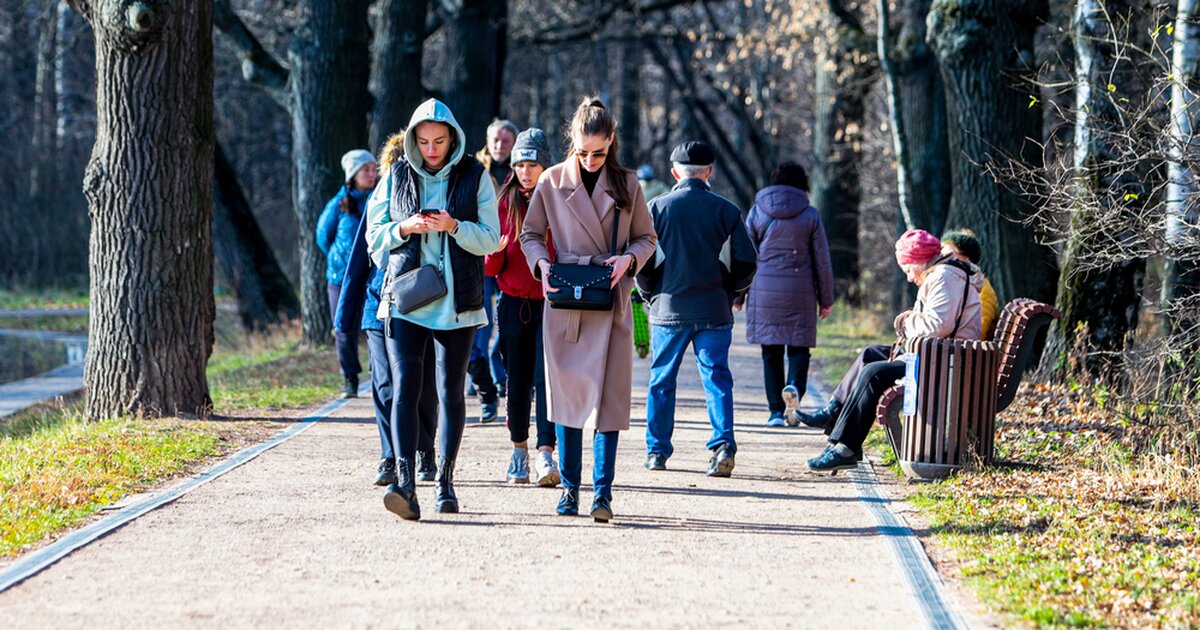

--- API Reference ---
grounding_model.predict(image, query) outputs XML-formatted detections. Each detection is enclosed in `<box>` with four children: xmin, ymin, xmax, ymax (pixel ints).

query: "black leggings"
<box><xmin>760</xmin><ymin>345</ymin><xmax>811</xmax><ymax>413</ymax></box>
<box><xmin>384</xmin><ymin>318</ymin><xmax>474</xmax><ymax>463</ymax></box>
<box><xmin>497</xmin><ymin>294</ymin><xmax>555</xmax><ymax>448</ymax></box>
<box><xmin>828</xmin><ymin>359</ymin><xmax>905</xmax><ymax>454</ymax></box>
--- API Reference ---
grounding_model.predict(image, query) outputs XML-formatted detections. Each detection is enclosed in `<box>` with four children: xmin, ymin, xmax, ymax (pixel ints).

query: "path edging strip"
<box><xmin>0</xmin><ymin>393</ymin><xmax>358</xmax><ymax>594</ymax></box>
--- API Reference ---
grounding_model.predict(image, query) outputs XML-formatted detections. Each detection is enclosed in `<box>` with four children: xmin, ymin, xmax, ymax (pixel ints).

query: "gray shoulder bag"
<box><xmin>391</xmin><ymin>234</ymin><xmax>448</xmax><ymax>314</ymax></box>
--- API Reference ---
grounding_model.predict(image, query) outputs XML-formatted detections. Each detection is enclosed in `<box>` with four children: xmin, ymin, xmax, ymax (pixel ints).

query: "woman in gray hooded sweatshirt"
<box><xmin>366</xmin><ymin>99</ymin><xmax>501</xmax><ymax>522</ymax></box>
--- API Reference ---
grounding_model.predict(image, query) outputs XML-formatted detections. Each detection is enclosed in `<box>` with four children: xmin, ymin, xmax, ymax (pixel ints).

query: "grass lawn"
<box><xmin>0</xmin><ymin>311</ymin><xmax>356</xmax><ymax>558</ymax></box>
<box><xmin>0</xmin><ymin>287</ymin><xmax>88</xmax><ymax>311</ymax></box>
<box><xmin>0</xmin><ymin>314</ymin><xmax>89</xmax><ymax>334</ymax></box>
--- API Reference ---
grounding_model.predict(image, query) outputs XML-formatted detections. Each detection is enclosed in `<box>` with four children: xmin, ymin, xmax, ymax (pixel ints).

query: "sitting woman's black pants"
<box><xmin>827</xmin><ymin>358</ymin><xmax>905</xmax><ymax>455</ymax></box>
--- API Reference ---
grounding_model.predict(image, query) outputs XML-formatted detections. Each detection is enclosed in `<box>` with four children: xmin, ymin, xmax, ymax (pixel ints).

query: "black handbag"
<box><xmin>388</xmin><ymin>235</ymin><xmax>448</xmax><ymax>314</ymax></box>
<box><xmin>547</xmin><ymin>210</ymin><xmax>621</xmax><ymax>311</ymax></box>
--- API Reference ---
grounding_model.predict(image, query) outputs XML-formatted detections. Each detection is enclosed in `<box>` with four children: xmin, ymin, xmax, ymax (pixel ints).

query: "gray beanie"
<box><xmin>341</xmin><ymin>149</ymin><xmax>376</xmax><ymax>183</ymax></box>
<box><xmin>510</xmin><ymin>128</ymin><xmax>553</xmax><ymax>168</ymax></box>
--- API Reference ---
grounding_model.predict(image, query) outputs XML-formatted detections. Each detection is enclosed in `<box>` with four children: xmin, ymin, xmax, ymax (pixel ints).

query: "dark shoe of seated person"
<box><xmin>590</xmin><ymin>496</ymin><xmax>613</xmax><ymax>523</ymax></box>
<box><xmin>557</xmin><ymin>487</ymin><xmax>580</xmax><ymax>516</ymax></box>
<box><xmin>807</xmin><ymin>445</ymin><xmax>858</xmax><ymax>473</ymax></box>
<box><xmin>340</xmin><ymin>376</ymin><xmax>358</xmax><ymax>399</ymax></box>
<box><xmin>794</xmin><ymin>397</ymin><xmax>842</xmax><ymax>429</ymax></box>
<box><xmin>374</xmin><ymin>458</ymin><xmax>397</xmax><ymax>486</ymax></box>
<box><xmin>644</xmin><ymin>453</ymin><xmax>667</xmax><ymax>471</ymax></box>
<box><xmin>706</xmin><ymin>444</ymin><xmax>735</xmax><ymax>477</ymax></box>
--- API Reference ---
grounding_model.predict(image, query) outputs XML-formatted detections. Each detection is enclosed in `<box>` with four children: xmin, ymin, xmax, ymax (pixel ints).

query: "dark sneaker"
<box><xmin>497</xmin><ymin>381</ymin><xmax>507</xmax><ymax>398</ymax></box>
<box><xmin>590</xmin><ymin>496</ymin><xmax>613</xmax><ymax>523</ymax></box>
<box><xmin>807</xmin><ymin>446</ymin><xmax>858</xmax><ymax>474</ymax></box>
<box><xmin>644</xmin><ymin>453</ymin><xmax>667</xmax><ymax>471</ymax></box>
<box><xmin>480</xmin><ymin>399</ymin><xmax>499</xmax><ymax>424</ymax></box>
<box><xmin>557</xmin><ymin>488</ymin><xmax>579</xmax><ymax>516</ymax></box>
<box><xmin>706</xmin><ymin>445</ymin><xmax>735</xmax><ymax>478</ymax></box>
<box><xmin>416</xmin><ymin>449</ymin><xmax>436</xmax><ymax>482</ymax></box>
<box><xmin>766</xmin><ymin>412</ymin><xmax>786</xmax><ymax>427</ymax></box>
<box><xmin>374</xmin><ymin>458</ymin><xmax>397</xmax><ymax>486</ymax></box>
<box><xmin>340</xmin><ymin>376</ymin><xmax>359</xmax><ymax>399</ymax></box>
<box><xmin>795</xmin><ymin>398</ymin><xmax>842</xmax><ymax>430</ymax></box>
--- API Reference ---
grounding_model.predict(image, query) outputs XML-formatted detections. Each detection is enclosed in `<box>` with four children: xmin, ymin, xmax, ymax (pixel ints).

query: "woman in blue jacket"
<box><xmin>317</xmin><ymin>149</ymin><xmax>379</xmax><ymax>398</ymax></box>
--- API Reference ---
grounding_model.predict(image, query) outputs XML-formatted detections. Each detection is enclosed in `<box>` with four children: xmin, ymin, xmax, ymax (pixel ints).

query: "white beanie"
<box><xmin>341</xmin><ymin>149</ymin><xmax>376</xmax><ymax>183</ymax></box>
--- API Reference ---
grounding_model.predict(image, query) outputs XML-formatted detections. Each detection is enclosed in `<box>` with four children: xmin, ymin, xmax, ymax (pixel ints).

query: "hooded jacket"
<box><xmin>743</xmin><ymin>185</ymin><xmax>835</xmax><ymax>347</ymax></box>
<box><xmin>316</xmin><ymin>186</ymin><xmax>370</xmax><ymax>285</ymax></box>
<box><xmin>365</xmin><ymin>99</ymin><xmax>500</xmax><ymax>330</ymax></box>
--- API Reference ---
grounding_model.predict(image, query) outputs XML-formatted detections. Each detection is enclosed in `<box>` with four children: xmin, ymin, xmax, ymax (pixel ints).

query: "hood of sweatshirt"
<box><xmin>403</xmin><ymin>98</ymin><xmax>468</xmax><ymax>183</ymax></box>
<box><xmin>754</xmin><ymin>185</ymin><xmax>812</xmax><ymax>220</ymax></box>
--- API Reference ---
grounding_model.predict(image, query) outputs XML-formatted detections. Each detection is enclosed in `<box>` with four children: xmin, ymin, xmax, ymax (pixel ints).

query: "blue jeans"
<box><xmin>645</xmin><ymin>323</ymin><xmax>736</xmax><ymax>458</ymax></box>
<box><xmin>471</xmin><ymin>278</ymin><xmax>508</xmax><ymax>385</ymax></box>
<box><xmin>557</xmin><ymin>425</ymin><xmax>619</xmax><ymax>501</ymax></box>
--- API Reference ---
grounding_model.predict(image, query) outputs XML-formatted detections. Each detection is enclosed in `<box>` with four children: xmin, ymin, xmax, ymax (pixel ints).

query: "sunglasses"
<box><xmin>573</xmin><ymin>149</ymin><xmax>608</xmax><ymax>160</ymax></box>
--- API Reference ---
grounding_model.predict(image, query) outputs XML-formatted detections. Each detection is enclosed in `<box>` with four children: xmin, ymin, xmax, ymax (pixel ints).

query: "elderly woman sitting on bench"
<box><xmin>797</xmin><ymin>229</ymin><xmax>984</xmax><ymax>473</ymax></box>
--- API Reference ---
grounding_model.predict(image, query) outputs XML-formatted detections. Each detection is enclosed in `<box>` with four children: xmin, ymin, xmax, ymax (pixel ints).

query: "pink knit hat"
<box><xmin>894</xmin><ymin>229</ymin><xmax>943</xmax><ymax>266</ymax></box>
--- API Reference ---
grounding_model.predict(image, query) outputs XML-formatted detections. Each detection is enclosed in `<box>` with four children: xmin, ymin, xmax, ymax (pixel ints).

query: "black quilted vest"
<box><xmin>388</xmin><ymin>157</ymin><xmax>486</xmax><ymax>313</ymax></box>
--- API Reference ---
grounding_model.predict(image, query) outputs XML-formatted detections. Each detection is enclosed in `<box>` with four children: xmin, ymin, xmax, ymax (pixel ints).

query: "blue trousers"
<box><xmin>557</xmin><ymin>425</ymin><xmax>619</xmax><ymax>501</ymax></box>
<box><xmin>327</xmin><ymin>282</ymin><xmax>362</xmax><ymax>377</ymax></box>
<box><xmin>470</xmin><ymin>277</ymin><xmax>508</xmax><ymax>385</ymax></box>
<box><xmin>645</xmin><ymin>323</ymin><xmax>736</xmax><ymax>458</ymax></box>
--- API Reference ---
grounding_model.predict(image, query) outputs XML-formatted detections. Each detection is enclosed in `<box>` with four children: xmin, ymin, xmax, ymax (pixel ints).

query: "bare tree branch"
<box><xmin>213</xmin><ymin>0</ymin><xmax>290</xmax><ymax>110</ymax></box>
<box><xmin>512</xmin><ymin>0</ymin><xmax>705</xmax><ymax>46</ymax></box>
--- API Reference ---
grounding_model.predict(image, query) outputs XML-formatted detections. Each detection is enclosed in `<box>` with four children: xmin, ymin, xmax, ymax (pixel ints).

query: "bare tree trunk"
<box><xmin>67</xmin><ymin>0</ymin><xmax>216</xmax><ymax>419</ymax></box>
<box><xmin>1041</xmin><ymin>0</ymin><xmax>1148</xmax><ymax>380</ymax></box>
<box><xmin>288</xmin><ymin>0</ymin><xmax>371</xmax><ymax>346</ymax></box>
<box><xmin>444</xmin><ymin>0</ymin><xmax>507</xmax><ymax>144</ymax></box>
<box><xmin>369</xmin><ymin>0</ymin><xmax>427</xmax><ymax>152</ymax></box>
<box><xmin>811</xmin><ymin>2</ymin><xmax>877</xmax><ymax>305</ymax></box>
<box><xmin>1164</xmin><ymin>0</ymin><xmax>1200</xmax><ymax>338</ymax></box>
<box><xmin>30</xmin><ymin>4</ymin><xmax>59</xmax><ymax>256</ymax></box>
<box><xmin>213</xmin><ymin>142</ymin><xmax>301</xmax><ymax>331</ymax></box>
<box><xmin>929</xmin><ymin>0</ymin><xmax>1058</xmax><ymax>303</ymax></box>
<box><xmin>620</xmin><ymin>40</ymin><xmax>642</xmax><ymax>167</ymax></box>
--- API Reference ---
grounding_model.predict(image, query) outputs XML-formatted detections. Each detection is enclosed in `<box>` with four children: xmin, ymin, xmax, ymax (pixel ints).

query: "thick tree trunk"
<box><xmin>811</xmin><ymin>4</ymin><xmax>877</xmax><ymax>305</ymax></box>
<box><xmin>213</xmin><ymin>142</ymin><xmax>301</xmax><ymax>331</ymax></box>
<box><xmin>1164</xmin><ymin>0</ymin><xmax>1200</xmax><ymax>339</ymax></box>
<box><xmin>1040</xmin><ymin>0</ymin><xmax>1148</xmax><ymax>379</ymax></box>
<box><xmin>288</xmin><ymin>0</ymin><xmax>371</xmax><ymax>346</ymax></box>
<box><xmin>369</xmin><ymin>0</ymin><xmax>427</xmax><ymax>152</ymax></box>
<box><xmin>929</xmin><ymin>0</ymin><xmax>1058</xmax><ymax>304</ymax></box>
<box><xmin>444</xmin><ymin>0</ymin><xmax>507</xmax><ymax>145</ymax></box>
<box><xmin>68</xmin><ymin>0</ymin><xmax>216</xmax><ymax>419</ymax></box>
<box><xmin>877</xmin><ymin>0</ymin><xmax>951</xmax><ymax>235</ymax></box>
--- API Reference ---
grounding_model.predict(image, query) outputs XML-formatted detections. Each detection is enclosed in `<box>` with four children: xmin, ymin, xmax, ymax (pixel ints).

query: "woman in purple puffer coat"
<box><xmin>739</xmin><ymin>162</ymin><xmax>835</xmax><ymax>427</ymax></box>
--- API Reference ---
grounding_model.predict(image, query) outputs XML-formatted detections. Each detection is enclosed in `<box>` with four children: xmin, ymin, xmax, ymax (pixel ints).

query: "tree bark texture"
<box><xmin>444</xmin><ymin>0</ymin><xmax>507</xmax><ymax>146</ymax></box>
<box><xmin>288</xmin><ymin>0</ymin><xmax>371</xmax><ymax>346</ymax></box>
<box><xmin>369</xmin><ymin>0</ymin><xmax>427</xmax><ymax>152</ymax></box>
<box><xmin>1041</xmin><ymin>0</ymin><xmax>1148</xmax><ymax>379</ymax></box>
<box><xmin>67</xmin><ymin>0</ymin><xmax>216</xmax><ymax>419</ymax></box>
<box><xmin>620</xmin><ymin>40</ymin><xmax>642</xmax><ymax>167</ymax></box>
<box><xmin>877</xmin><ymin>0</ymin><xmax>951</xmax><ymax>235</ymax></box>
<box><xmin>1164</xmin><ymin>0</ymin><xmax>1200</xmax><ymax>338</ymax></box>
<box><xmin>811</xmin><ymin>4</ymin><xmax>877</xmax><ymax>305</ymax></box>
<box><xmin>929</xmin><ymin>0</ymin><xmax>1058</xmax><ymax>304</ymax></box>
<box><xmin>213</xmin><ymin>142</ymin><xmax>301</xmax><ymax>331</ymax></box>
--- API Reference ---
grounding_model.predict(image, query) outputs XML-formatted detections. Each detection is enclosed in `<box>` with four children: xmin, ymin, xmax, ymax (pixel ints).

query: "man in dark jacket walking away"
<box><xmin>636</xmin><ymin>141</ymin><xmax>758</xmax><ymax>477</ymax></box>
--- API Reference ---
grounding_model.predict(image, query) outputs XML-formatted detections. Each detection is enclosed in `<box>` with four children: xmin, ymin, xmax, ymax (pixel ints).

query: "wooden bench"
<box><xmin>875</xmin><ymin>298</ymin><xmax>1061</xmax><ymax>479</ymax></box>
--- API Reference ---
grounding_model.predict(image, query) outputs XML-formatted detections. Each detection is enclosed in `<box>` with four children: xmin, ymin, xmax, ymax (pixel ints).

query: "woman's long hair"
<box><xmin>568</xmin><ymin>96</ymin><xmax>633</xmax><ymax>213</ymax></box>
<box><xmin>498</xmin><ymin>169</ymin><xmax>533</xmax><ymax>235</ymax></box>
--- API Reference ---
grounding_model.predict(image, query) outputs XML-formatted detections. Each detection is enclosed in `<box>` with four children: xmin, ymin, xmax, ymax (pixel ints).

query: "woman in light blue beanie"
<box><xmin>316</xmin><ymin>149</ymin><xmax>379</xmax><ymax>398</ymax></box>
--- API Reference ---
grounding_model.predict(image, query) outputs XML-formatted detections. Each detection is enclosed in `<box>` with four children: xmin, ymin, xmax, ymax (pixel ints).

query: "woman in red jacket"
<box><xmin>484</xmin><ymin>128</ymin><xmax>560</xmax><ymax>487</ymax></box>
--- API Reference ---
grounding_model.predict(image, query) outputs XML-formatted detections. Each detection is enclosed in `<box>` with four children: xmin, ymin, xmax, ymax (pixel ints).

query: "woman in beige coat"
<box><xmin>520</xmin><ymin>97</ymin><xmax>657</xmax><ymax>522</ymax></box>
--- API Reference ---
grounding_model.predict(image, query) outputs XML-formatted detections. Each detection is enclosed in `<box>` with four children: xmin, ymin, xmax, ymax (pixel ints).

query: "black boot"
<box><xmin>557</xmin><ymin>487</ymin><xmax>580</xmax><ymax>516</ymax></box>
<box><xmin>795</xmin><ymin>398</ymin><xmax>842</xmax><ymax>430</ymax></box>
<box><xmin>435</xmin><ymin>458</ymin><xmax>459</xmax><ymax>513</ymax></box>
<box><xmin>416</xmin><ymin>449</ymin><xmax>436</xmax><ymax>482</ymax></box>
<box><xmin>383</xmin><ymin>457</ymin><xmax>420</xmax><ymax>521</ymax></box>
<box><xmin>374</xmin><ymin>458</ymin><xmax>397</xmax><ymax>486</ymax></box>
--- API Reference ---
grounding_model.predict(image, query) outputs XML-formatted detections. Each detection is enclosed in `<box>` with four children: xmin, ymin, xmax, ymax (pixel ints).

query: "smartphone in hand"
<box><xmin>419</xmin><ymin>208</ymin><xmax>440</xmax><ymax>216</ymax></box>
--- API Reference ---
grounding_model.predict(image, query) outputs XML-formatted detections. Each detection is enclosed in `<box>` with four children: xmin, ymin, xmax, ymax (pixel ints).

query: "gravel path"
<box><xmin>0</xmin><ymin>331</ymin><xmax>942</xmax><ymax>628</ymax></box>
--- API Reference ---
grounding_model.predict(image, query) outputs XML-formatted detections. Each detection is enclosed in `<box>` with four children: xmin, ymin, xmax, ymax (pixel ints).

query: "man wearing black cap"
<box><xmin>636</xmin><ymin>141</ymin><xmax>758</xmax><ymax>477</ymax></box>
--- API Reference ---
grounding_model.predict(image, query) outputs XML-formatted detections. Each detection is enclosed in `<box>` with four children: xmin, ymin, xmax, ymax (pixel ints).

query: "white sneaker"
<box><xmin>535</xmin><ymin>450</ymin><xmax>561</xmax><ymax>488</ymax></box>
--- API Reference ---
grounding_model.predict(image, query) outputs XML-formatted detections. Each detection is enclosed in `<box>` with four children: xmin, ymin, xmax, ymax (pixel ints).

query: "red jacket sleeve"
<box><xmin>484</xmin><ymin>198</ymin><xmax>509</xmax><ymax>277</ymax></box>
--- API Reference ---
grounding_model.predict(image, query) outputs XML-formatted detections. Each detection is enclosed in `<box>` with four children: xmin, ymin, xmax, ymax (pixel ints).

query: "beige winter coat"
<box><xmin>895</xmin><ymin>254</ymin><xmax>984</xmax><ymax>341</ymax></box>
<box><xmin>519</xmin><ymin>160</ymin><xmax>657</xmax><ymax>431</ymax></box>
